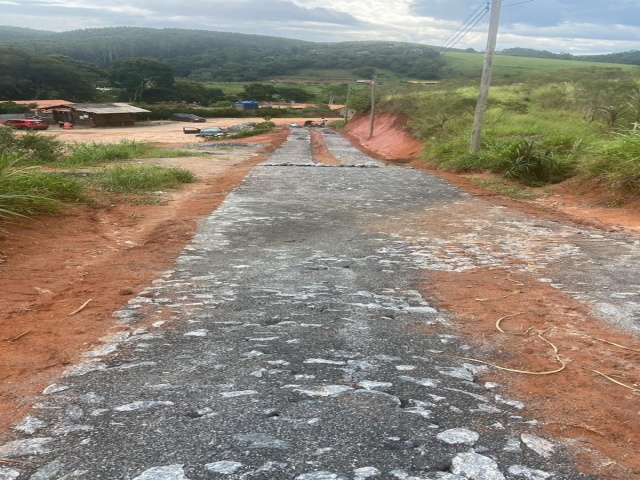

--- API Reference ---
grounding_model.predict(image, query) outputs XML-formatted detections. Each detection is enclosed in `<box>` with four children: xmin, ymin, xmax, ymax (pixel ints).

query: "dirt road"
<box><xmin>1</xmin><ymin>120</ymin><xmax>639</xmax><ymax>479</ymax></box>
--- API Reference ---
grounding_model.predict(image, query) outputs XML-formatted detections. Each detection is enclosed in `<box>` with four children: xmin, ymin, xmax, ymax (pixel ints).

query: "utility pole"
<box><xmin>470</xmin><ymin>0</ymin><xmax>502</xmax><ymax>153</ymax></box>
<box><xmin>343</xmin><ymin>83</ymin><xmax>352</xmax><ymax>124</ymax></box>
<box><xmin>368</xmin><ymin>75</ymin><xmax>377</xmax><ymax>139</ymax></box>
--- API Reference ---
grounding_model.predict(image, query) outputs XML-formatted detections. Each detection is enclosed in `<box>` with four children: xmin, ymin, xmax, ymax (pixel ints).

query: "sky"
<box><xmin>1</xmin><ymin>0</ymin><xmax>639</xmax><ymax>55</ymax></box>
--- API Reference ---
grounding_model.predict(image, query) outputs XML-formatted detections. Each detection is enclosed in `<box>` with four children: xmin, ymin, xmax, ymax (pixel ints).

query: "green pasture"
<box><xmin>442</xmin><ymin>52</ymin><xmax>638</xmax><ymax>78</ymax></box>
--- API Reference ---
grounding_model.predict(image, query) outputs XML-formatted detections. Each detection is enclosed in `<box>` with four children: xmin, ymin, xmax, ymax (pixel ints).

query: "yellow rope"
<box><xmin>594</xmin><ymin>338</ymin><xmax>640</xmax><ymax>354</ymax></box>
<box><xmin>458</xmin><ymin>334</ymin><xmax>566</xmax><ymax>375</ymax></box>
<box><xmin>495</xmin><ymin>312</ymin><xmax>533</xmax><ymax>335</ymax></box>
<box><xmin>583</xmin><ymin>368</ymin><xmax>640</xmax><ymax>392</ymax></box>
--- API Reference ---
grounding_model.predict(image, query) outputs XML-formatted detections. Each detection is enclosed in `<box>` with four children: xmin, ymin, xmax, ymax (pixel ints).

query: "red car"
<box><xmin>0</xmin><ymin>118</ymin><xmax>50</xmax><ymax>130</ymax></box>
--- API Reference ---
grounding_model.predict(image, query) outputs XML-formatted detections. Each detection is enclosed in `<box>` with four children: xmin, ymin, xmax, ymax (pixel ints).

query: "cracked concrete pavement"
<box><xmin>2</xmin><ymin>129</ymin><xmax>639</xmax><ymax>479</ymax></box>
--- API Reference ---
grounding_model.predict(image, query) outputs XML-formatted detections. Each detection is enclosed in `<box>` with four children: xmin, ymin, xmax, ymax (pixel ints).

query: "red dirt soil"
<box><xmin>1</xmin><ymin>118</ymin><xmax>640</xmax><ymax>478</ymax></box>
<box><xmin>343</xmin><ymin>114</ymin><xmax>640</xmax><ymax>479</ymax></box>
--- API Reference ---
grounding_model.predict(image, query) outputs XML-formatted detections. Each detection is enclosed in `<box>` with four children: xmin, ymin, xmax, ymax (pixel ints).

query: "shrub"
<box><xmin>0</xmin><ymin>155</ymin><xmax>85</xmax><ymax>219</ymax></box>
<box><xmin>500</xmin><ymin>140</ymin><xmax>565</xmax><ymax>186</ymax></box>
<box><xmin>0</xmin><ymin>127</ymin><xmax>65</xmax><ymax>165</ymax></box>
<box><xmin>65</xmin><ymin>140</ymin><xmax>150</xmax><ymax>166</ymax></box>
<box><xmin>94</xmin><ymin>165</ymin><xmax>197</xmax><ymax>193</ymax></box>
<box><xmin>585</xmin><ymin>130</ymin><xmax>640</xmax><ymax>190</ymax></box>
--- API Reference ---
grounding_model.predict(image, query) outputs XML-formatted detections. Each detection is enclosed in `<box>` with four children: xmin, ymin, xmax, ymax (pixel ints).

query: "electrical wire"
<box><xmin>439</xmin><ymin>1</ymin><xmax>490</xmax><ymax>49</ymax></box>
<box><xmin>504</xmin><ymin>0</ymin><xmax>535</xmax><ymax>6</ymax></box>
<box><xmin>440</xmin><ymin>4</ymin><xmax>490</xmax><ymax>54</ymax></box>
<box><xmin>438</xmin><ymin>0</ymin><xmax>534</xmax><ymax>55</ymax></box>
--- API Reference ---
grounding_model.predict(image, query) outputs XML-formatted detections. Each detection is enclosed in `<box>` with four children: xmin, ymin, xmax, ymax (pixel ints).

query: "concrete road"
<box><xmin>4</xmin><ymin>129</ymin><xmax>637</xmax><ymax>479</ymax></box>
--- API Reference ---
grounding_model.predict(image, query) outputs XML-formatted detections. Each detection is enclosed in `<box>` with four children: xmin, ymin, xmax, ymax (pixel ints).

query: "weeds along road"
<box><xmin>2</xmin><ymin>128</ymin><xmax>639</xmax><ymax>479</ymax></box>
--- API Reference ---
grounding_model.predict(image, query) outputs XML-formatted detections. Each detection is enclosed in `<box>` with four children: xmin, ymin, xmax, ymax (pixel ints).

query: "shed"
<box><xmin>235</xmin><ymin>101</ymin><xmax>259</xmax><ymax>110</ymax></box>
<box><xmin>61</xmin><ymin>103</ymin><xmax>151</xmax><ymax>127</ymax></box>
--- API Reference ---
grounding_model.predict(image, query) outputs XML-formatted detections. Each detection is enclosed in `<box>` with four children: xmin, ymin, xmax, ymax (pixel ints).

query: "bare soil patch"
<box><xmin>1</xmin><ymin>117</ymin><xmax>639</xmax><ymax>479</ymax></box>
<box><xmin>345</xmin><ymin>113</ymin><xmax>640</xmax><ymax>478</ymax></box>
<box><xmin>0</xmin><ymin>123</ymin><xmax>289</xmax><ymax>435</ymax></box>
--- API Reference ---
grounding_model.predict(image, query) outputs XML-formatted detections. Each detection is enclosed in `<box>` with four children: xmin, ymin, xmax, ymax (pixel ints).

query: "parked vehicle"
<box><xmin>195</xmin><ymin>127</ymin><xmax>227</xmax><ymax>138</ymax></box>
<box><xmin>0</xmin><ymin>118</ymin><xmax>50</xmax><ymax>130</ymax></box>
<box><xmin>170</xmin><ymin>113</ymin><xmax>206</xmax><ymax>122</ymax></box>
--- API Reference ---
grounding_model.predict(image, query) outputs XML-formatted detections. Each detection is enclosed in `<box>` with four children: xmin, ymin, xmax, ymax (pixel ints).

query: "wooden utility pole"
<box><xmin>368</xmin><ymin>75</ymin><xmax>377</xmax><ymax>139</ymax></box>
<box><xmin>470</xmin><ymin>0</ymin><xmax>502</xmax><ymax>153</ymax></box>
<box><xmin>344</xmin><ymin>83</ymin><xmax>352</xmax><ymax>124</ymax></box>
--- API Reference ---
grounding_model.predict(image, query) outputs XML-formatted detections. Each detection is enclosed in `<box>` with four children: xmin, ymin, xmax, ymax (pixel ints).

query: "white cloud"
<box><xmin>0</xmin><ymin>0</ymin><xmax>638</xmax><ymax>54</ymax></box>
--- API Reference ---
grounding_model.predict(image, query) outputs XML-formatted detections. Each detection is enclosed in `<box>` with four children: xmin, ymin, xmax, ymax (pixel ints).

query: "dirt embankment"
<box><xmin>344</xmin><ymin>114</ymin><xmax>640</xmax><ymax>479</ymax></box>
<box><xmin>344</xmin><ymin>113</ymin><xmax>640</xmax><ymax>234</ymax></box>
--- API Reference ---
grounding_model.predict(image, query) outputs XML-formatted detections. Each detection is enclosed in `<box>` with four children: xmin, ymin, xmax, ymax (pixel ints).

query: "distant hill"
<box><xmin>0</xmin><ymin>25</ymin><xmax>52</xmax><ymax>42</ymax></box>
<box><xmin>0</xmin><ymin>26</ymin><xmax>444</xmax><ymax>81</ymax></box>
<box><xmin>0</xmin><ymin>26</ymin><xmax>635</xmax><ymax>84</ymax></box>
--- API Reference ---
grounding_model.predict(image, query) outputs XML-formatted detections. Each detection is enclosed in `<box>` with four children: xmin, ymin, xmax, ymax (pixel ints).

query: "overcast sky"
<box><xmin>1</xmin><ymin>0</ymin><xmax>639</xmax><ymax>55</ymax></box>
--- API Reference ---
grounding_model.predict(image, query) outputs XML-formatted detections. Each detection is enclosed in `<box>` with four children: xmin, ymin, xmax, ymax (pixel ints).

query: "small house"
<box><xmin>61</xmin><ymin>103</ymin><xmax>151</xmax><ymax>127</ymax></box>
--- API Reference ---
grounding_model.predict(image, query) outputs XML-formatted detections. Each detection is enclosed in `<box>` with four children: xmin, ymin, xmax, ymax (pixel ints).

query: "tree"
<box><xmin>109</xmin><ymin>57</ymin><xmax>175</xmax><ymax>102</ymax></box>
<box><xmin>275</xmin><ymin>86</ymin><xmax>315</xmax><ymax>103</ymax></box>
<box><xmin>241</xmin><ymin>83</ymin><xmax>277</xmax><ymax>101</ymax></box>
<box><xmin>0</xmin><ymin>101</ymin><xmax>33</xmax><ymax>114</ymax></box>
<box><xmin>0</xmin><ymin>46</ymin><xmax>99</xmax><ymax>101</ymax></box>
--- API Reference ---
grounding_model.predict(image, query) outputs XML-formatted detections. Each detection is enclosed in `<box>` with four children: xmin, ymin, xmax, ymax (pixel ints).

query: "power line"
<box><xmin>441</xmin><ymin>7</ymin><xmax>490</xmax><ymax>53</ymax></box>
<box><xmin>440</xmin><ymin>1</ymin><xmax>490</xmax><ymax>51</ymax></box>
<box><xmin>437</xmin><ymin>0</ymin><xmax>532</xmax><ymax>54</ymax></box>
<box><xmin>439</xmin><ymin>1</ymin><xmax>490</xmax><ymax>49</ymax></box>
<box><xmin>445</xmin><ymin>12</ymin><xmax>487</xmax><ymax>53</ymax></box>
<box><xmin>503</xmin><ymin>0</ymin><xmax>534</xmax><ymax>7</ymax></box>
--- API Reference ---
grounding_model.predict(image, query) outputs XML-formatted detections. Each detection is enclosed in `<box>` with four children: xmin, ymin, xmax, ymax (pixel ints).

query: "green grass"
<box><xmin>94</xmin><ymin>164</ymin><xmax>197</xmax><ymax>193</ymax></box>
<box><xmin>62</xmin><ymin>141</ymin><xmax>195</xmax><ymax>167</ymax></box>
<box><xmin>0</xmin><ymin>127</ymin><xmax>66</xmax><ymax>165</ymax></box>
<box><xmin>64</xmin><ymin>140</ymin><xmax>154</xmax><ymax>166</ymax></box>
<box><xmin>442</xmin><ymin>52</ymin><xmax>638</xmax><ymax>78</ymax></box>
<box><xmin>0</xmin><ymin>156</ymin><xmax>85</xmax><ymax>218</ymax></box>
<box><xmin>583</xmin><ymin>131</ymin><xmax>640</xmax><ymax>190</ymax></box>
<box><xmin>0</xmin><ymin>129</ymin><xmax>203</xmax><ymax>223</ymax></box>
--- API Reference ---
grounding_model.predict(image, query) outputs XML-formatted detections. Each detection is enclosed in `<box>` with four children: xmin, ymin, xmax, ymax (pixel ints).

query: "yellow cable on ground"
<box><xmin>583</xmin><ymin>368</ymin><xmax>640</xmax><ymax>392</ymax></box>
<box><xmin>458</xmin><ymin>334</ymin><xmax>566</xmax><ymax>375</ymax></box>
<box><xmin>594</xmin><ymin>338</ymin><xmax>640</xmax><ymax>354</ymax></box>
<box><xmin>495</xmin><ymin>312</ymin><xmax>533</xmax><ymax>335</ymax></box>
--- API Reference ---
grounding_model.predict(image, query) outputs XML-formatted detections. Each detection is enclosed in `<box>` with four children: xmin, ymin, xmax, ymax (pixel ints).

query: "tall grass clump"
<box><xmin>94</xmin><ymin>165</ymin><xmax>197</xmax><ymax>193</ymax></box>
<box><xmin>402</xmin><ymin>83</ymin><xmax>602</xmax><ymax>185</ymax></box>
<box><xmin>0</xmin><ymin>155</ymin><xmax>85</xmax><ymax>219</ymax></box>
<box><xmin>584</xmin><ymin>130</ymin><xmax>640</xmax><ymax>190</ymax></box>
<box><xmin>0</xmin><ymin>127</ymin><xmax>65</xmax><ymax>165</ymax></box>
<box><xmin>65</xmin><ymin>140</ymin><xmax>152</xmax><ymax>166</ymax></box>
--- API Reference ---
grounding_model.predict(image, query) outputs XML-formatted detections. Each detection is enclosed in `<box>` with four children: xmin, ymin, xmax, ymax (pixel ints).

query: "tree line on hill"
<box><xmin>0</xmin><ymin>26</ymin><xmax>444</xmax><ymax>97</ymax></box>
<box><xmin>0</xmin><ymin>25</ymin><xmax>637</xmax><ymax>105</ymax></box>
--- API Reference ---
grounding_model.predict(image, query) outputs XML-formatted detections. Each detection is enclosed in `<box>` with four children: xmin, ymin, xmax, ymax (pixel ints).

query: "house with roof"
<box><xmin>11</xmin><ymin>101</ymin><xmax>150</xmax><ymax>127</ymax></box>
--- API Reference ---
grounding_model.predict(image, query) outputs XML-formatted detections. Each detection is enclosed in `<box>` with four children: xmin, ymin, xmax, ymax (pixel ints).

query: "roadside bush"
<box><xmin>584</xmin><ymin>130</ymin><xmax>640</xmax><ymax>190</ymax></box>
<box><xmin>65</xmin><ymin>140</ymin><xmax>151</xmax><ymax>166</ymax></box>
<box><xmin>15</xmin><ymin>131</ymin><xmax>66</xmax><ymax>164</ymax></box>
<box><xmin>0</xmin><ymin>127</ymin><xmax>65</xmax><ymax>165</ymax></box>
<box><xmin>94</xmin><ymin>165</ymin><xmax>197</xmax><ymax>193</ymax></box>
<box><xmin>0</xmin><ymin>155</ymin><xmax>85</xmax><ymax>219</ymax></box>
<box><xmin>4</xmin><ymin>170</ymin><xmax>85</xmax><ymax>203</ymax></box>
<box><xmin>499</xmin><ymin>140</ymin><xmax>572</xmax><ymax>186</ymax></box>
